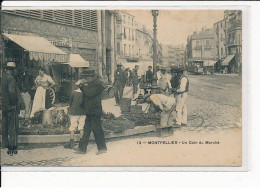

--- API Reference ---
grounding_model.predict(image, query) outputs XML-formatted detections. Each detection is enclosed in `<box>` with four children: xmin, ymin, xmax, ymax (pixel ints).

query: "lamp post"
<box><xmin>151</xmin><ymin>10</ymin><xmax>159</xmax><ymax>94</ymax></box>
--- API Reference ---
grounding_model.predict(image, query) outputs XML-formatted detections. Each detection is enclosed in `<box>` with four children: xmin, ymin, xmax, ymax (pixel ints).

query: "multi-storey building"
<box><xmin>186</xmin><ymin>28</ymin><xmax>217</xmax><ymax>72</ymax></box>
<box><xmin>162</xmin><ymin>44</ymin><xmax>185</xmax><ymax>67</ymax></box>
<box><xmin>115</xmin><ymin>11</ymin><xmax>137</xmax><ymax>62</ymax></box>
<box><xmin>224</xmin><ymin>10</ymin><xmax>242</xmax><ymax>73</ymax></box>
<box><xmin>1</xmin><ymin>9</ymin><xmax>117</xmax><ymax>99</ymax></box>
<box><xmin>214</xmin><ymin>10</ymin><xmax>242</xmax><ymax>73</ymax></box>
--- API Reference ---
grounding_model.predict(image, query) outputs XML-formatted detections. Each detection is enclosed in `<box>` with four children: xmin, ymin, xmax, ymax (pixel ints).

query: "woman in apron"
<box><xmin>30</xmin><ymin>67</ymin><xmax>55</xmax><ymax>118</ymax></box>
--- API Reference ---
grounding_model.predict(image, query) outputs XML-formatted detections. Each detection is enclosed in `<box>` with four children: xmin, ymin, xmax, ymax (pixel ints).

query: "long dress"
<box><xmin>30</xmin><ymin>74</ymin><xmax>55</xmax><ymax>118</ymax></box>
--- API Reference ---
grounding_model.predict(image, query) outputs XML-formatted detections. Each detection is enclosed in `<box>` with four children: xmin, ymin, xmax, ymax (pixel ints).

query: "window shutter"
<box><xmin>54</xmin><ymin>10</ymin><xmax>65</xmax><ymax>24</ymax></box>
<box><xmin>43</xmin><ymin>10</ymin><xmax>54</xmax><ymax>22</ymax></box>
<box><xmin>29</xmin><ymin>10</ymin><xmax>42</xmax><ymax>19</ymax></box>
<box><xmin>64</xmin><ymin>10</ymin><xmax>73</xmax><ymax>26</ymax></box>
<box><xmin>82</xmin><ymin>10</ymin><xmax>91</xmax><ymax>29</ymax></box>
<box><xmin>15</xmin><ymin>10</ymin><xmax>30</xmax><ymax>17</ymax></box>
<box><xmin>74</xmin><ymin>10</ymin><xmax>83</xmax><ymax>28</ymax></box>
<box><xmin>90</xmin><ymin>10</ymin><xmax>97</xmax><ymax>31</ymax></box>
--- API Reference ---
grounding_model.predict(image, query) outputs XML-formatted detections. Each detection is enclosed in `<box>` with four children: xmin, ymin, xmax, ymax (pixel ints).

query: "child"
<box><xmin>64</xmin><ymin>80</ymin><xmax>86</xmax><ymax>149</ymax></box>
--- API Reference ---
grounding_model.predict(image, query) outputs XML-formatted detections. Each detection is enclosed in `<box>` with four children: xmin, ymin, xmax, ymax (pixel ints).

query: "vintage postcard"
<box><xmin>0</xmin><ymin>6</ymin><xmax>247</xmax><ymax>170</ymax></box>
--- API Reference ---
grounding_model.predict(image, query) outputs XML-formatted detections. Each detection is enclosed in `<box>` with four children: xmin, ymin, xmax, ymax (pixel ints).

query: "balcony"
<box><xmin>194</xmin><ymin>46</ymin><xmax>202</xmax><ymax>50</ymax></box>
<box><xmin>228</xmin><ymin>20</ymin><xmax>242</xmax><ymax>30</ymax></box>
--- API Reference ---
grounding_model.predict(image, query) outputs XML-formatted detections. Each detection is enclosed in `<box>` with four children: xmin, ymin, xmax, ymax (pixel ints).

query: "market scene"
<box><xmin>0</xmin><ymin>10</ymin><xmax>242</xmax><ymax>166</ymax></box>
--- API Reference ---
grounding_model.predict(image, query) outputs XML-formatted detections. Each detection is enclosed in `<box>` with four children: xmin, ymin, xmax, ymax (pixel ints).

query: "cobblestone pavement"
<box><xmin>1</xmin><ymin>74</ymin><xmax>242</xmax><ymax>167</ymax></box>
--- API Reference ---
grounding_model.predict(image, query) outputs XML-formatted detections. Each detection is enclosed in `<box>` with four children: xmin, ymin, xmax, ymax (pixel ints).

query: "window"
<box><xmin>221</xmin><ymin>34</ymin><xmax>223</xmax><ymax>41</ymax></box>
<box><xmin>132</xmin><ymin>18</ymin><xmax>134</xmax><ymax>26</ymax></box>
<box><xmin>132</xmin><ymin>30</ymin><xmax>134</xmax><ymax>40</ymax></box>
<box><xmin>128</xmin><ymin>16</ymin><xmax>130</xmax><ymax>25</ymax></box>
<box><xmin>221</xmin><ymin>48</ymin><xmax>223</xmax><ymax>56</ymax></box>
<box><xmin>206</xmin><ymin>40</ymin><xmax>210</xmax><ymax>48</ymax></box>
<box><xmin>117</xmin><ymin>42</ymin><xmax>120</xmax><ymax>55</ymax></box>
<box><xmin>129</xmin><ymin>29</ymin><xmax>131</xmax><ymax>40</ymax></box>
<box><xmin>124</xmin><ymin>28</ymin><xmax>127</xmax><ymax>39</ymax></box>
<box><xmin>123</xmin><ymin>15</ymin><xmax>126</xmax><ymax>24</ymax></box>
<box><xmin>221</xmin><ymin>22</ymin><xmax>222</xmax><ymax>28</ymax></box>
<box><xmin>132</xmin><ymin>45</ymin><xmax>134</xmax><ymax>57</ymax></box>
<box><xmin>196</xmin><ymin>41</ymin><xmax>199</xmax><ymax>47</ymax></box>
<box><xmin>129</xmin><ymin>45</ymin><xmax>131</xmax><ymax>56</ymax></box>
<box><xmin>124</xmin><ymin>44</ymin><xmax>126</xmax><ymax>55</ymax></box>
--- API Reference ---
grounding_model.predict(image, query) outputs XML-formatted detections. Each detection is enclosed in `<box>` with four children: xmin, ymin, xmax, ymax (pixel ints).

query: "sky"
<box><xmin>128</xmin><ymin>10</ymin><xmax>225</xmax><ymax>46</ymax></box>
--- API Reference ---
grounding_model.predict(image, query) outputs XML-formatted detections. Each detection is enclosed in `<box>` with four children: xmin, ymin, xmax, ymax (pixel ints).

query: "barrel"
<box><xmin>121</xmin><ymin>98</ymin><xmax>131</xmax><ymax>112</ymax></box>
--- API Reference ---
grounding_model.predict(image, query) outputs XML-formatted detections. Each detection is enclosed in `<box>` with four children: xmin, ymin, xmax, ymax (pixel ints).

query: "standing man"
<box><xmin>114</xmin><ymin>63</ymin><xmax>125</xmax><ymax>106</ymax></box>
<box><xmin>146</xmin><ymin>66</ymin><xmax>153</xmax><ymax>86</ymax></box>
<box><xmin>76</xmin><ymin>69</ymin><xmax>107</xmax><ymax>155</ymax></box>
<box><xmin>132</xmin><ymin>65</ymin><xmax>139</xmax><ymax>98</ymax></box>
<box><xmin>170</xmin><ymin>66</ymin><xmax>189</xmax><ymax>127</ymax></box>
<box><xmin>157</xmin><ymin>65</ymin><xmax>171</xmax><ymax>95</ymax></box>
<box><xmin>2</xmin><ymin>62</ymin><xmax>25</xmax><ymax>155</ymax></box>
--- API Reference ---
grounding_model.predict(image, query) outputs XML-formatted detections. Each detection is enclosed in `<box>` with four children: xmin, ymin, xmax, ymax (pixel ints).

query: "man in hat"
<box><xmin>132</xmin><ymin>65</ymin><xmax>139</xmax><ymax>98</ymax></box>
<box><xmin>157</xmin><ymin>65</ymin><xmax>171</xmax><ymax>95</ymax></box>
<box><xmin>113</xmin><ymin>63</ymin><xmax>125</xmax><ymax>106</ymax></box>
<box><xmin>170</xmin><ymin>66</ymin><xmax>189</xmax><ymax>127</ymax></box>
<box><xmin>141</xmin><ymin>93</ymin><xmax>176</xmax><ymax>127</ymax></box>
<box><xmin>76</xmin><ymin>69</ymin><xmax>107</xmax><ymax>155</ymax></box>
<box><xmin>2</xmin><ymin>62</ymin><xmax>25</xmax><ymax>154</ymax></box>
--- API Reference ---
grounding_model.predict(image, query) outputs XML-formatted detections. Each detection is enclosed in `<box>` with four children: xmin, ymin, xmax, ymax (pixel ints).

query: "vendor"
<box><xmin>30</xmin><ymin>67</ymin><xmax>55</xmax><ymax>118</ymax></box>
<box><xmin>141</xmin><ymin>94</ymin><xmax>177</xmax><ymax>127</ymax></box>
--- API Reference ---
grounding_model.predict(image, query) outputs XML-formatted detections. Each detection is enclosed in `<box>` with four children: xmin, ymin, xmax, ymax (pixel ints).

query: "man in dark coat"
<box><xmin>113</xmin><ymin>63</ymin><xmax>125</xmax><ymax>106</ymax></box>
<box><xmin>2</xmin><ymin>62</ymin><xmax>25</xmax><ymax>155</ymax></box>
<box><xmin>76</xmin><ymin>69</ymin><xmax>107</xmax><ymax>155</ymax></box>
<box><xmin>132</xmin><ymin>65</ymin><xmax>139</xmax><ymax>97</ymax></box>
<box><xmin>146</xmin><ymin>66</ymin><xmax>153</xmax><ymax>86</ymax></box>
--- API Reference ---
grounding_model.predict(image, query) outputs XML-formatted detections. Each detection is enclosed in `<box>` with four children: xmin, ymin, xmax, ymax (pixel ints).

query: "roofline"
<box><xmin>121</xmin><ymin>11</ymin><xmax>135</xmax><ymax>18</ymax></box>
<box><xmin>214</xmin><ymin>19</ymin><xmax>225</xmax><ymax>25</ymax></box>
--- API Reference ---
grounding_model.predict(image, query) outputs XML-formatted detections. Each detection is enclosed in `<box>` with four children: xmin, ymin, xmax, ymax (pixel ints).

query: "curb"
<box><xmin>0</xmin><ymin>125</ymin><xmax>156</xmax><ymax>144</ymax></box>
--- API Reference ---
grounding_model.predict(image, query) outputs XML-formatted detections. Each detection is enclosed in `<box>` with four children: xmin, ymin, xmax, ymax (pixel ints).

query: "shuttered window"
<box><xmin>54</xmin><ymin>10</ymin><xmax>65</xmax><ymax>24</ymax></box>
<box><xmin>43</xmin><ymin>10</ymin><xmax>53</xmax><ymax>22</ymax></box>
<box><xmin>29</xmin><ymin>10</ymin><xmax>42</xmax><ymax>19</ymax></box>
<box><xmin>2</xmin><ymin>10</ymin><xmax>98</xmax><ymax>31</ymax></box>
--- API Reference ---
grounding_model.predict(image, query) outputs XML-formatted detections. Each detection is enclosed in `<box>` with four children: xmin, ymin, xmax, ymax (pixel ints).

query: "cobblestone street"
<box><xmin>1</xmin><ymin>74</ymin><xmax>242</xmax><ymax>167</ymax></box>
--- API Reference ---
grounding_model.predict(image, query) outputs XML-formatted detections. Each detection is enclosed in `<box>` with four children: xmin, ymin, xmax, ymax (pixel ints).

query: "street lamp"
<box><xmin>151</xmin><ymin>10</ymin><xmax>159</xmax><ymax>94</ymax></box>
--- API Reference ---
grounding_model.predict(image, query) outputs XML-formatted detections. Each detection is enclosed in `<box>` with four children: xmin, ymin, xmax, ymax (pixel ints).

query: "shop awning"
<box><xmin>66</xmin><ymin>54</ymin><xmax>89</xmax><ymax>68</ymax></box>
<box><xmin>222</xmin><ymin>55</ymin><xmax>235</xmax><ymax>66</ymax></box>
<box><xmin>204</xmin><ymin>60</ymin><xmax>217</xmax><ymax>67</ymax></box>
<box><xmin>2</xmin><ymin>33</ymin><xmax>69</xmax><ymax>62</ymax></box>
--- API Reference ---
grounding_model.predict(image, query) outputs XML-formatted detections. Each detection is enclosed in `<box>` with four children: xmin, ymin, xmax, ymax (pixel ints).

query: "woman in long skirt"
<box><xmin>30</xmin><ymin>67</ymin><xmax>55</xmax><ymax>118</ymax></box>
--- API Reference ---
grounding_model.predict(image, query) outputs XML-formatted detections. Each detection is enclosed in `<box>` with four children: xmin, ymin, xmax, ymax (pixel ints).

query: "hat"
<box><xmin>170</xmin><ymin>66</ymin><xmax>185</xmax><ymax>73</ymax></box>
<box><xmin>81</xmin><ymin>69</ymin><xmax>96</xmax><ymax>76</ymax></box>
<box><xmin>160</xmin><ymin>65</ymin><xmax>167</xmax><ymax>71</ymax></box>
<box><xmin>6</xmin><ymin>62</ymin><xmax>16</xmax><ymax>68</ymax></box>
<box><xmin>117</xmin><ymin>63</ymin><xmax>122</xmax><ymax>66</ymax></box>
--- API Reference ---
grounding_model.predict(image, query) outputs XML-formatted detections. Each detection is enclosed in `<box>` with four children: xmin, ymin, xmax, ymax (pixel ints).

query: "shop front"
<box><xmin>2</xmin><ymin>33</ymin><xmax>70</xmax><ymax>114</ymax></box>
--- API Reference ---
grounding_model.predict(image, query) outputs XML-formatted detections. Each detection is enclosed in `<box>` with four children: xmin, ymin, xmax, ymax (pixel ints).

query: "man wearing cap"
<box><xmin>157</xmin><ymin>65</ymin><xmax>171</xmax><ymax>95</ymax></box>
<box><xmin>141</xmin><ymin>94</ymin><xmax>176</xmax><ymax>127</ymax></box>
<box><xmin>170</xmin><ymin>66</ymin><xmax>189</xmax><ymax>126</ymax></box>
<box><xmin>2</xmin><ymin>62</ymin><xmax>25</xmax><ymax>154</ymax></box>
<box><xmin>76</xmin><ymin>69</ymin><xmax>107</xmax><ymax>155</ymax></box>
<box><xmin>113</xmin><ymin>63</ymin><xmax>125</xmax><ymax>106</ymax></box>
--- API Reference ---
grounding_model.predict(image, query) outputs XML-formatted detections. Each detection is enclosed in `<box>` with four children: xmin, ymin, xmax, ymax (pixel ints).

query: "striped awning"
<box><xmin>3</xmin><ymin>33</ymin><xmax>69</xmax><ymax>63</ymax></box>
<box><xmin>222</xmin><ymin>55</ymin><xmax>235</xmax><ymax>66</ymax></box>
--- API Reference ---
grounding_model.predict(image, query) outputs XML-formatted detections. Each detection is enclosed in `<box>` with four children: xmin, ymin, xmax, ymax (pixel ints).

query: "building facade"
<box><xmin>186</xmin><ymin>28</ymin><xmax>217</xmax><ymax>73</ymax></box>
<box><xmin>1</xmin><ymin>9</ymin><xmax>118</xmax><ymax>83</ymax></box>
<box><xmin>115</xmin><ymin>11</ymin><xmax>137</xmax><ymax>62</ymax></box>
<box><xmin>213</xmin><ymin>10</ymin><xmax>242</xmax><ymax>73</ymax></box>
<box><xmin>162</xmin><ymin>44</ymin><xmax>185</xmax><ymax>67</ymax></box>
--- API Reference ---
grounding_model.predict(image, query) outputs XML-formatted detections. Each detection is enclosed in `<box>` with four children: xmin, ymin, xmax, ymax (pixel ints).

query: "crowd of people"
<box><xmin>2</xmin><ymin>61</ymin><xmax>189</xmax><ymax>156</ymax></box>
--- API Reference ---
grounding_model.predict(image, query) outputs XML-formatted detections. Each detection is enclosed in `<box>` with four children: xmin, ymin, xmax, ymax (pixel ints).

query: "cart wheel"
<box><xmin>49</xmin><ymin>88</ymin><xmax>56</xmax><ymax>105</ymax></box>
<box><xmin>13</xmin><ymin>150</ymin><xmax>18</xmax><ymax>154</ymax></box>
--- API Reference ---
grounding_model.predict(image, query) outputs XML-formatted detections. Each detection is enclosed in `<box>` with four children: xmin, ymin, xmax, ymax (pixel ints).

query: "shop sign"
<box><xmin>2</xmin><ymin>29</ymin><xmax>40</xmax><ymax>37</ymax></box>
<box><xmin>50</xmin><ymin>39</ymin><xmax>72</xmax><ymax>48</ymax></box>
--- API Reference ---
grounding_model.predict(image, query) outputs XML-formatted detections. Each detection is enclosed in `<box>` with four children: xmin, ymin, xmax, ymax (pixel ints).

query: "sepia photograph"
<box><xmin>0</xmin><ymin>8</ymin><xmax>244</xmax><ymax>168</ymax></box>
